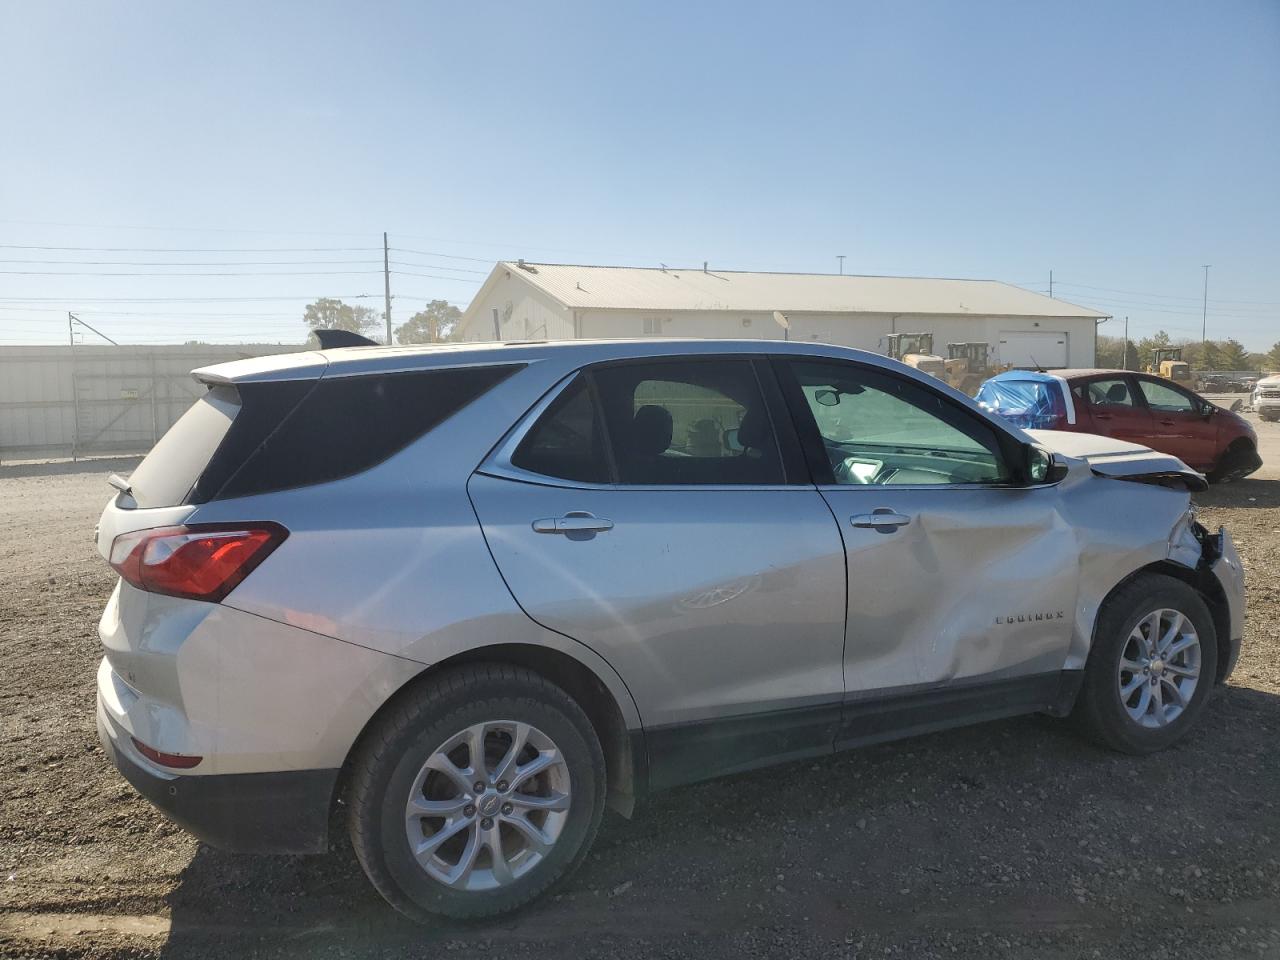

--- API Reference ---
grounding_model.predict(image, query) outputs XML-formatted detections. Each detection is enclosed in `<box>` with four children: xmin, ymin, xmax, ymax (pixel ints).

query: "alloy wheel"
<box><xmin>1117</xmin><ymin>608</ymin><xmax>1202</xmax><ymax>729</ymax></box>
<box><xmin>404</xmin><ymin>720</ymin><xmax>571</xmax><ymax>891</ymax></box>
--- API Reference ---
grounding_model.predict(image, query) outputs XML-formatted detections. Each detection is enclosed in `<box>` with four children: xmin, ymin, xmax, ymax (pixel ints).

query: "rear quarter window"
<box><xmin>127</xmin><ymin>365</ymin><xmax>521</xmax><ymax>506</ymax></box>
<box><xmin>126</xmin><ymin>384</ymin><xmax>242</xmax><ymax>508</ymax></box>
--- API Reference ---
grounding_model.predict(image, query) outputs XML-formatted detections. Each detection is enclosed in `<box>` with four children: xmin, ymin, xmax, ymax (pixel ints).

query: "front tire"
<box><xmin>349</xmin><ymin>664</ymin><xmax>606</xmax><ymax>922</ymax></box>
<box><xmin>1073</xmin><ymin>574</ymin><xmax>1218</xmax><ymax>754</ymax></box>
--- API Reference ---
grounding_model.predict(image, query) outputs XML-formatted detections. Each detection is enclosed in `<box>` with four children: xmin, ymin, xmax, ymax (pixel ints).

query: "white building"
<box><xmin>456</xmin><ymin>262</ymin><xmax>1109</xmax><ymax>368</ymax></box>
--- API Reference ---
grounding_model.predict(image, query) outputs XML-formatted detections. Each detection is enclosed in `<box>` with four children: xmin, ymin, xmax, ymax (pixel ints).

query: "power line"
<box><xmin>391</xmin><ymin>247</ymin><xmax>496</xmax><ymax>263</ymax></box>
<box><xmin>0</xmin><ymin>243</ymin><xmax>380</xmax><ymax>253</ymax></box>
<box><xmin>1051</xmin><ymin>279</ymin><xmax>1280</xmax><ymax>307</ymax></box>
<box><xmin>0</xmin><ymin>269</ymin><xmax>385</xmax><ymax>277</ymax></box>
<box><xmin>0</xmin><ymin>258</ymin><xmax>386</xmax><ymax>266</ymax></box>
<box><xmin>0</xmin><ymin>294</ymin><xmax>384</xmax><ymax>302</ymax></box>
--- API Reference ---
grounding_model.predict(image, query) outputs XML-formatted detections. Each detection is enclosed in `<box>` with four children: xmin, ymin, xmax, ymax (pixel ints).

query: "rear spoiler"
<box><xmin>313</xmin><ymin>329</ymin><xmax>380</xmax><ymax>349</ymax></box>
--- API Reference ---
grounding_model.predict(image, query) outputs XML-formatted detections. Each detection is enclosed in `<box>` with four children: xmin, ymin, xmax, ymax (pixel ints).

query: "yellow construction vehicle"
<box><xmin>1147</xmin><ymin>347</ymin><xmax>1193</xmax><ymax>387</ymax></box>
<box><xmin>944</xmin><ymin>342</ymin><xmax>1005</xmax><ymax>396</ymax></box>
<box><xmin>885</xmin><ymin>332</ymin><xmax>946</xmax><ymax>377</ymax></box>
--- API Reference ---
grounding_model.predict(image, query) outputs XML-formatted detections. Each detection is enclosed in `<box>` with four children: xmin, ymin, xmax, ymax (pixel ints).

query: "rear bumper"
<box><xmin>97</xmin><ymin>693</ymin><xmax>338</xmax><ymax>854</ymax></box>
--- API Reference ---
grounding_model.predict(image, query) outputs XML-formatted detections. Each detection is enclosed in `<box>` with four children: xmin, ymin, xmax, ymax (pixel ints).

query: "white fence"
<box><xmin>0</xmin><ymin>344</ymin><xmax>304</xmax><ymax>462</ymax></box>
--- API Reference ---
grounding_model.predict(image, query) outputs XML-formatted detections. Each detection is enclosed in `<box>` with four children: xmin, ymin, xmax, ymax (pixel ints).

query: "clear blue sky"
<box><xmin>1</xmin><ymin>0</ymin><xmax>1277</xmax><ymax>348</ymax></box>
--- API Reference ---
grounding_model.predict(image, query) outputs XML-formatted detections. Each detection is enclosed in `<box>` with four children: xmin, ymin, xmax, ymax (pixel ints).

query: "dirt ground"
<box><xmin>3</xmin><ymin>421</ymin><xmax>1279</xmax><ymax>959</ymax></box>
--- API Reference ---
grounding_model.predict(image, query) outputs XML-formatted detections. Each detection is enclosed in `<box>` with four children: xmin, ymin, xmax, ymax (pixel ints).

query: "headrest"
<box><xmin>631</xmin><ymin>405</ymin><xmax>673</xmax><ymax>457</ymax></box>
<box><xmin>1106</xmin><ymin>383</ymin><xmax>1128</xmax><ymax>403</ymax></box>
<box><xmin>737</xmin><ymin>408</ymin><xmax>769</xmax><ymax>450</ymax></box>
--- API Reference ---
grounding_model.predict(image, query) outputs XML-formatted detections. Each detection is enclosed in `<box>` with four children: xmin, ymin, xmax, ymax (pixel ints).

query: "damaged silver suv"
<box><xmin>95</xmin><ymin>339</ymin><xmax>1244</xmax><ymax>922</ymax></box>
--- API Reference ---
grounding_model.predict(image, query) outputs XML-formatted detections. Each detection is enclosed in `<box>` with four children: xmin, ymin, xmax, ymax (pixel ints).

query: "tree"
<box><xmin>396</xmin><ymin>300</ymin><xmax>462</xmax><ymax>344</ymax></box>
<box><xmin>1267</xmin><ymin>342</ymin><xmax>1280</xmax><ymax>371</ymax></box>
<box><xmin>1217</xmin><ymin>338</ymin><xmax>1250</xmax><ymax>371</ymax></box>
<box><xmin>303</xmin><ymin>298</ymin><xmax>379</xmax><ymax>342</ymax></box>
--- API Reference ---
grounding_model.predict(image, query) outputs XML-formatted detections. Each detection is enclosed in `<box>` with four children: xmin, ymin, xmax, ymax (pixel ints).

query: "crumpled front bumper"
<box><xmin>1206</xmin><ymin>526</ymin><xmax>1245</xmax><ymax>683</ymax></box>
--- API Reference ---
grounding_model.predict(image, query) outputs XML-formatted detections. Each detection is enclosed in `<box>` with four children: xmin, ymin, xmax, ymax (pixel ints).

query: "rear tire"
<box><xmin>1073</xmin><ymin>574</ymin><xmax>1217</xmax><ymax>754</ymax></box>
<box><xmin>348</xmin><ymin>664</ymin><xmax>606</xmax><ymax>922</ymax></box>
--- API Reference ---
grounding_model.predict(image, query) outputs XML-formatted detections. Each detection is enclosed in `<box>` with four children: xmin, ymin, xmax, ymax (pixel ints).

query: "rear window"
<box><xmin>128</xmin><ymin>365</ymin><xmax>521</xmax><ymax>507</ymax></box>
<box><xmin>975</xmin><ymin>378</ymin><xmax>1067</xmax><ymax>429</ymax></box>
<box><xmin>126</xmin><ymin>384</ymin><xmax>241</xmax><ymax>508</ymax></box>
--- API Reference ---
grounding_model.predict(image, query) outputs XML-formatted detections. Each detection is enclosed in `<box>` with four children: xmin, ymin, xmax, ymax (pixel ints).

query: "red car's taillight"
<box><xmin>108</xmin><ymin>522</ymin><xmax>287</xmax><ymax>602</ymax></box>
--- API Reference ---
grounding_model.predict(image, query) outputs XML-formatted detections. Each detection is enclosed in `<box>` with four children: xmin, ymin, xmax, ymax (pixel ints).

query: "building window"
<box><xmin>641</xmin><ymin>317</ymin><xmax>668</xmax><ymax>336</ymax></box>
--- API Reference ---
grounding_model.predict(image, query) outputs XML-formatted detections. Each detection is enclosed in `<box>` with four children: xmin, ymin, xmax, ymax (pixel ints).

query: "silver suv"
<box><xmin>95</xmin><ymin>339</ymin><xmax>1245</xmax><ymax>921</ymax></box>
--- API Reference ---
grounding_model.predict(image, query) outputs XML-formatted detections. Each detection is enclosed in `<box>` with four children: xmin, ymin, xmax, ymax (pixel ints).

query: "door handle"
<box><xmin>850</xmin><ymin>511</ymin><xmax>911</xmax><ymax>532</ymax></box>
<box><xmin>532</xmin><ymin>512</ymin><xmax>615</xmax><ymax>535</ymax></box>
<box><xmin>1093</xmin><ymin>412</ymin><xmax>1113</xmax><ymax>421</ymax></box>
<box><xmin>1157</xmin><ymin>419</ymin><xmax>1175</xmax><ymax>426</ymax></box>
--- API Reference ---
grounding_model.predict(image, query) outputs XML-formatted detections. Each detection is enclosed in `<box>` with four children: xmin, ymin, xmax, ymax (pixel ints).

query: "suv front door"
<box><xmin>1133</xmin><ymin>376</ymin><xmax>1219</xmax><ymax>469</ymax></box>
<box><xmin>774</xmin><ymin>358</ymin><xmax>1078</xmax><ymax>747</ymax></box>
<box><xmin>468</xmin><ymin>357</ymin><xmax>848</xmax><ymax>789</ymax></box>
<box><xmin>1076</xmin><ymin>375</ymin><xmax>1156</xmax><ymax>445</ymax></box>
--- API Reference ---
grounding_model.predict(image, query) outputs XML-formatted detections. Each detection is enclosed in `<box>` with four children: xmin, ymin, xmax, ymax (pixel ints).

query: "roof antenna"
<box><xmin>660</xmin><ymin>263</ymin><xmax>668</xmax><ymax>272</ymax></box>
<box><xmin>703</xmin><ymin>261</ymin><xmax>708</xmax><ymax>273</ymax></box>
<box><xmin>1029</xmin><ymin>353</ymin><xmax>1046</xmax><ymax>373</ymax></box>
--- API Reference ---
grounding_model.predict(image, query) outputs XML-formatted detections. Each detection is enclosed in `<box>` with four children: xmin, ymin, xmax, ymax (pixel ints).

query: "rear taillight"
<box><xmin>131</xmin><ymin>737</ymin><xmax>202</xmax><ymax>769</ymax></box>
<box><xmin>108</xmin><ymin>522</ymin><xmax>287</xmax><ymax>602</ymax></box>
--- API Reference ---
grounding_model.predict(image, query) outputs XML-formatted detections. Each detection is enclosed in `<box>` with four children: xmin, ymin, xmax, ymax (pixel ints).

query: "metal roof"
<box><xmin>487</xmin><ymin>262</ymin><xmax>1108</xmax><ymax>319</ymax></box>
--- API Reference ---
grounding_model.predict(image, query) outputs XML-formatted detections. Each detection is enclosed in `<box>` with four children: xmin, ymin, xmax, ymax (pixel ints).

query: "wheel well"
<box><xmin>330</xmin><ymin>644</ymin><xmax>641</xmax><ymax>844</ymax></box>
<box><xmin>1094</xmin><ymin>561</ymin><xmax>1232</xmax><ymax>683</ymax></box>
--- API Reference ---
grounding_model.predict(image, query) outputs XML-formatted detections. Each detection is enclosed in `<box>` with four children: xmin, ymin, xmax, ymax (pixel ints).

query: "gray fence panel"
<box><xmin>0</xmin><ymin>344</ymin><xmax>306</xmax><ymax>462</ymax></box>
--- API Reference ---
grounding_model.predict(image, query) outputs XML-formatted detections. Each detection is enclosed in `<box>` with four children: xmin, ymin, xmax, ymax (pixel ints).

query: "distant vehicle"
<box><xmin>885</xmin><ymin>331</ymin><xmax>945</xmax><ymax>377</ymax></box>
<box><xmin>1147</xmin><ymin>348</ymin><xmax>1194</xmax><ymax>388</ymax></box>
<box><xmin>1254</xmin><ymin>374</ymin><xmax>1280</xmax><ymax>422</ymax></box>
<box><xmin>976</xmin><ymin>369</ymin><xmax>1261</xmax><ymax>482</ymax></box>
<box><xmin>1198</xmin><ymin>374</ymin><xmax>1231</xmax><ymax>393</ymax></box>
<box><xmin>96</xmin><ymin>341</ymin><xmax>1244</xmax><ymax>922</ymax></box>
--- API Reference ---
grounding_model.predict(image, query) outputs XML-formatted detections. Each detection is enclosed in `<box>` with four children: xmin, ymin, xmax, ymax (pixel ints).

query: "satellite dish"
<box><xmin>772</xmin><ymin>311</ymin><xmax>790</xmax><ymax>330</ymax></box>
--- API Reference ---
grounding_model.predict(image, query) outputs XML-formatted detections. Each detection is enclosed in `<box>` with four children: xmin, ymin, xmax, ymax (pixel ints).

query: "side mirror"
<box><xmin>813</xmin><ymin>388</ymin><xmax>841</xmax><ymax>407</ymax></box>
<box><xmin>1026</xmin><ymin>444</ymin><xmax>1069</xmax><ymax>485</ymax></box>
<box><xmin>723</xmin><ymin>427</ymin><xmax>744</xmax><ymax>452</ymax></box>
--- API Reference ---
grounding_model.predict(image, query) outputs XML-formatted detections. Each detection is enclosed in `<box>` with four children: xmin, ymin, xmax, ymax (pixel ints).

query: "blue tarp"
<box><xmin>975</xmin><ymin>377</ymin><xmax>1067</xmax><ymax>429</ymax></box>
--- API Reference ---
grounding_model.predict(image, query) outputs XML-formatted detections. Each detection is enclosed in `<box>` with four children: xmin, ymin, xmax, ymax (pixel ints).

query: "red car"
<box><xmin>976</xmin><ymin>368</ymin><xmax>1262</xmax><ymax>482</ymax></box>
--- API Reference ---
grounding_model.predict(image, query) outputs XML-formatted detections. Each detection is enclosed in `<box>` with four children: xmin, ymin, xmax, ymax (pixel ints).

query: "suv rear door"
<box><xmin>467</xmin><ymin>357</ymin><xmax>847</xmax><ymax>790</ymax></box>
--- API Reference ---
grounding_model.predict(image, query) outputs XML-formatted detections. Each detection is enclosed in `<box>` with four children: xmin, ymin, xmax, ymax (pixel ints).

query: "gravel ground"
<box><xmin>2</xmin><ymin>422</ymin><xmax>1279</xmax><ymax>959</ymax></box>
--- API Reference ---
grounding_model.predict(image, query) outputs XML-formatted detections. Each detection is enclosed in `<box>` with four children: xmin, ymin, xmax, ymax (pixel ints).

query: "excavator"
<box><xmin>1147</xmin><ymin>347</ymin><xmax>1194</xmax><ymax>388</ymax></box>
<box><xmin>885</xmin><ymin>333</ymin><xmax>999</xmax><ymax>396</ymax></box>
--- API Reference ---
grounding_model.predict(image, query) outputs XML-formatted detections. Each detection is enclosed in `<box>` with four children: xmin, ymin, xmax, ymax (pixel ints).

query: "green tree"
<box><xmin>1217</xmin><ymin>338</ymin><xmax>1250</xmax><ymax>371</ymax></box>
<box><xmin>395</xmin><ymin>300</ymin><xmax>462</xmax><ymax>344</ymax></box>
<box><xmin>1200</xmin><ymin>341</ymin><xmax>1222</xmax><ymax>371</ymax></box>
<box><xmin>1266</xmin><ymin>342</ymin><xmax>1280</xmax><ymax>370</ymax></box>
<box><xmin>303</xmin><ymin>298</ymin><xmax>380</xmax><ymax>341</ymax></box>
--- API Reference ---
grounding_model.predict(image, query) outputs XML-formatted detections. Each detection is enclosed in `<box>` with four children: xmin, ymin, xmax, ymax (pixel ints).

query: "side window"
<box><xmin>1085</xmin><ymin>378</ymin><xmax>1137</xmax><ymax>407</ymax></box>
<box><xmin>510</xmin><ymin>375</ymin><xmax>610</xmax><ymax>483</ymax></box>
<box><xmin>592</xmin><ymin>359</ymin><xmax>785</xmax><ymax>485</ymax></box>
<box><xmin>787</xmin><ymin>360</ymin><xmax>1009</xmax><ymax>486</ymax></box>
<box><xmin>1137</xmin><ymin>379</ymin><xmax>1196</xmax><ymax>413</ymax></box>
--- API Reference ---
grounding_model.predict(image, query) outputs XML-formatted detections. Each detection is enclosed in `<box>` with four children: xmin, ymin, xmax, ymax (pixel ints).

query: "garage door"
<box><xmin>998</xmin><ymin>331</ymin><xmax>1068</xmax><ymax>369</ymax></box>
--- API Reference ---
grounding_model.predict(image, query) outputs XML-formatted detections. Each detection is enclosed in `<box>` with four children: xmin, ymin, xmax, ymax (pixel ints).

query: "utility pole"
<box><xmin>68</xmin><ymin>313</ymin><xmax>79</xmax><ymax>462</ymax></box>
<box><xmin>1049</xmin><ymin>270</ymin><xmax>1053</xmax><ymax>299</ymax></box>
<box><xmin>1123</xmin><ymin>316</ymin><xmax>1129</xmax><ymax>369</ymax></box>
<box><xmin>383</xmin><ymin>231</ymin><xmax>393</xmax><ymax>345</ymax></box>
<box><xmin>1201</xmin><ymin>264</ymin><xmax>1210</xmax><ymax>344</ymax></box>
<box><xmin>837</xmin><ymin>255</ymin><xmax>846</xmax><ymax>275</ymax></box>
